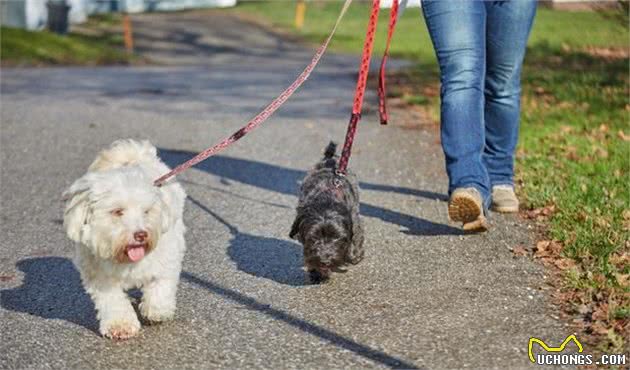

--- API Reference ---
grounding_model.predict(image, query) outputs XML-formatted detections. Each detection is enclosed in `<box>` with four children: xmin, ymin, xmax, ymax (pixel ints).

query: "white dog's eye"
<box><xmin>110</xmin><ymin>208</ymin><xmax>124</xmax><ymax>217</ymax></box>
<box><xmin>144</xmin><ymin>209</ymin><xmax>150</xmax><ymax>215</ymax></box>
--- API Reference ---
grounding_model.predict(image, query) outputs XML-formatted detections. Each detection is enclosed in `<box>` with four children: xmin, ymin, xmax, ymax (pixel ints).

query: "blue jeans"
<box><xmin>421</xmin><ymin>0</ymin><xmax>536</xmax><ymax>207</ymax></box>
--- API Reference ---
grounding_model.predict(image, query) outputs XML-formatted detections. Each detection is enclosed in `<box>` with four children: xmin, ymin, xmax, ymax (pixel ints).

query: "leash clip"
<box><xmin>333</xmin><ymin>170</ymin><xmax>345</xmax><ymax>188</ymax></box>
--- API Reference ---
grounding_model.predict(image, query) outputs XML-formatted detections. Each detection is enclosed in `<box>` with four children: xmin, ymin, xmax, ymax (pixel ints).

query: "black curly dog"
<box><xmin>290</xmin><ymin>142</ymin><xmax>365</xmax><ymax>283</ymax></box>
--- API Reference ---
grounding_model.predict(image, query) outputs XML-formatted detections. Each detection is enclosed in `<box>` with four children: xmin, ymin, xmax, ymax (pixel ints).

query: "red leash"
<box><xmin>336</xmin><ymin>0</ymin><xmax>381</xmax><ymax>175</ymax></box>
<box><xmin>337</xmin><ymin>0</ymin><xmax>399</xmax><ymax>174</ymax></box>
<box><xmin>154</xmin><ymin>0</ymin><xmax>354</xmax><ymax>186</ymax></box>
<box><xmin>378</xmin><ymin>0</ymin><xmax>399</xmax><ymax>125</ymax></box>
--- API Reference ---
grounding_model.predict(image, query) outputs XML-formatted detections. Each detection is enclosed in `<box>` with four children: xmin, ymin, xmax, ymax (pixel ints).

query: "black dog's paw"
<box><xmin>308</xmin><ymin>270</ymin><xmax>330</xmax><ymax>284</ymax></box>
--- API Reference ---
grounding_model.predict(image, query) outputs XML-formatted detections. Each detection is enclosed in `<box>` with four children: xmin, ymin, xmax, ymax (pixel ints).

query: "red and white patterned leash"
<box><xmin>154</xmin><ymin>0</ymin><xmax>354</xmax><ymax>186</ymax></box>
<box><xmin>337</xmin><ymin>0</ymin><xmax>399</xmax><ymax>174</ymax></box>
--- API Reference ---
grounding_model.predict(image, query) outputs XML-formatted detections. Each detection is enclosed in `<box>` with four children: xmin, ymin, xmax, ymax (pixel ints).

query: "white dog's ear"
<box><xmin>159</xmin><ymin>196</ymin><xmax>173</xmax><ymax>233</ymax></box>
<box><xmin>62</xmin><ymin>177</ymin><xmax>92</xmax><ymax>243</ymax></box>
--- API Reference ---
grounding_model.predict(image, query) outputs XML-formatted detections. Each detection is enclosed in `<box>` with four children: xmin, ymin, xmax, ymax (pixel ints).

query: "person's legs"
<box><xmin>421</xmin><ymin>0</ymin><xmax>490</xmax><ymax>206</ymax></box>
<box><xmin>483</xmin><ymin>1</ymin><xmax>537</xmax><ymax>189</ymax></box>
<box><xmin>421</xmin><ymin>0</ymin><xmax>489</xmax><ymax>230</ymax></box>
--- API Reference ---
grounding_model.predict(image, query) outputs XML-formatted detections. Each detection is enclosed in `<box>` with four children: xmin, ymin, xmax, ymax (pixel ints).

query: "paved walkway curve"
<box><xmin>1</xmin><ymin>10</ymin><xmax>569</xmax><ymax>369</ymax></box>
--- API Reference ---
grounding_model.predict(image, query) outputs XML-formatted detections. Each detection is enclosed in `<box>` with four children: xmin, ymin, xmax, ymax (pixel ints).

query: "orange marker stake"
<box><xmin>123</xmin><ymin>14</ymin><xmax>134</xmax><ymax>53</ymax></box>
<box><xmin>295</xmin><ymin>0</ymin><xmax>306</xmax><ymax>30</ymax></box>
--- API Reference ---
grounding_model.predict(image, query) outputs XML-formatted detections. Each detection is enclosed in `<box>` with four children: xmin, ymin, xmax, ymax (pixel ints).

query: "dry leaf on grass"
<box><xmin>534</xmin><ymin>240</ymin><xmax>552</xmax><ymax>258</ymax></box>
<box><xmin>565</xmin><ymin>146</ymin><xmax>581</xmax><ymax>161</ymax></box>
<box><xmin>622</xmin><ymin>210</ymin><xmax>630</xmax><ymax>231</ymax></box>
<box><xmin>525</xmin><ymin>205</ymin><xmax>556</xmax><ymax>221</ymax></box>
<box><xmin>609</xmin><ymin>252</ymin><xmax>630</xmax><ymax>267</ymax></box>
<box><xmin>512</xmin><ymin>245</ymin><xmax>528</xmax><ymax>257</ymax></box>
<box><xmin>593</xmin><ymin>146</ymin><xmax>609</xmax><ymax>159</ymax></box>
<box><xmin>534</xmin><ymin>240</ymin><xmax>564</xmax><ymax>260</ymax></box>
<box><xmin>553</xmin><ymin>290</ymin><xmax>585</xmax><ymax>306</ymax></box>
<box><xmin>592</xmin><ymin>303</ymin><xmax>609</xmax><ymax>322</ymax></box>
<box><xmin>582</xmin><ymin>46</ymin><xmax>630</xmax><ymax>60</ymax></box>
<box><xmin>549</xmin><ymin>240</ymin><xmax>563</xmax><ymax>254</ymax></box>
<box><xmin>578</xmin><ymin>304</ymin><xmax>591</xmax><ymax>315</ymax></box>
<box><xmin>614</xmin><ymin>273</ymin><xmax>629</xmax><ymax>288</ymax></box>
<box><xmin>593</xmin><ymin>274</ymin><xmax>607</xmax><ymax>285</ymax></box>
<box><xmin>554</xmin><ymin>258</ymin><xmax>576</xmax><ymax>270</ymax></box>
<box><xmin>613</xmin><ymin>320</ymin><xmax>629</xmax><ymax>334</ymax></box>
<box><xmin>589</xmin><ymin>322</ymin><xmax>611</xmax><ymax>336</ymax></box>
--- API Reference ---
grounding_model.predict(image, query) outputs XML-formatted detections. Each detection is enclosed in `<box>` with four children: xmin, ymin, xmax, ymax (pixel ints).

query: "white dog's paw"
<box><xmin>140</xmin><ymin>302</ymin><xmax>175</xmax><ymax>324</ymax></box>
<box><xmin>101</xmin><ymin>318</ymin><xmax>141</xmax><ymax>340</ymax></box>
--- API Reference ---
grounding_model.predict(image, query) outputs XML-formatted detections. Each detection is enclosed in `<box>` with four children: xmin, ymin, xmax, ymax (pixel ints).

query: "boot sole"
<box><xmin>449</xmin><ymin>193</ymin><xmax>488</xmax><ymax>232</ymax></box>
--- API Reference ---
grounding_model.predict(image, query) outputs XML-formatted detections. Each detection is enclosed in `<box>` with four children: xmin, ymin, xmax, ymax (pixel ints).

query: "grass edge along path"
<box><xmin>1</xmin><ymin>14</ymin><xmax>139</xmax><ymax>66</ymax></box>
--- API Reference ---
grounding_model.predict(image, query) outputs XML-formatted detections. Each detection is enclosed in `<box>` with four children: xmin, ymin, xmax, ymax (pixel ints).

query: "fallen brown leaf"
<box><xmin>534</xmin><ymin>240</ymin><xmax>552</xmax><ymax>258</ymax></box>
<box><xmin>565</xmin><ymin>146</ymin><xmax>580</xmax><ymax>161</ymax></box>
<box><xmin>590</xmin><ymin>322</ymin><xmax>610</xmax><ymax>336</ymax></box>
<box><xmin>554</xmin><ymin>258</ymin><xmax>576</xmax><ymax>270</ymax></box>
<box><xmin>593</xmin><ymin>146</ymin><xmax>609</xmax><ymax>159</ymax></box>
<box><xmin>614</xmin><ymin>273</ymin><xmax>629</xmax><ymax>288</ymax></box>
<box><xmin>549</xmin><ymin>240</ymin><xmax>563</xmax><ymax>255</ymax></box>
<box><xmin>593</xmin><ymin>274</ymin><xmax>607</xmax><ymax>286</ymax></box>
<box><xmin>592</xmin><ymin>304</ymin><xmax>609</xmax><ymax>321</ymax></box>
<box><xmin>609</xmin><ymin>252</ymin><xmax>630</xmax><ymax>269</ymax></box>
<box><xmin>512</xmin><ymin>245</ymin><xmax>528</xmax><ymax>257</ymax></box>
<box><xmin>578</xmin><ymin>304</ymin><xmax>591</xmax><ymax>315</ymax></box>
<box><xmin>525</xmin><ymin>205</ymin><xmax>556</xmax><ymax>220</ymax></box>
<box><xmin>582</xmin><ymin>46</ymin><xmax>630</xmax><ymax>60</ymax></box>
<box><xmin>534</xmin><ymin>86</ymin><xmax>547</xmax><ymax>95</ymax></box>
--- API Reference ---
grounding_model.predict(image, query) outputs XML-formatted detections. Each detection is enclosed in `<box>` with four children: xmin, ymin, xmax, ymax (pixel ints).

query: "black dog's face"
<box><xmin>303</xmin><ymin>220</ymin><xmax>350</xmax><ymax>274</ymax></box>
<box><xmin>291</xmin><ymin>207</ymin><xmax>353</xmax><ymax>283</ymax></box>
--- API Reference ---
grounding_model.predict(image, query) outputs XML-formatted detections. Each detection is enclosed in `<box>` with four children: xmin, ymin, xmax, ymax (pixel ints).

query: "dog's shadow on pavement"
<box><xmin>188</xmin><ymin>196</ymin><xmax>307</xmax><ymax>287</ymax></box>
<box><xmin>158</xmin><ymin>149</ymin><xmax>461</xmax><ymax>237</ymax></box>
<box><xmin>0</xmin><ymin>257</ymin><xmax>98</xmax><ymax>333</ymax></box>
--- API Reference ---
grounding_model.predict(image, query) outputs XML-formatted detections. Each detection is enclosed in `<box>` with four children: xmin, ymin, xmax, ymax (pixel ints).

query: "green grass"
<box><xmin>517</xmin><ymin>48</ymin><xmax>629</xmax><ymax>350</ymax></box>
<box><xmin>233</xmin><ymin>1</ymin><xmax>629</xmax><ymax>350</ymax></box>
<box><xmin>234</xmin><ymin>2</ymin><xmax>627</xmax><ymax>61</ymax></box>
<box><xmin>1</xmin><ymin>17</ymin><xmax>132</xmax><ymax>66</ymax></box>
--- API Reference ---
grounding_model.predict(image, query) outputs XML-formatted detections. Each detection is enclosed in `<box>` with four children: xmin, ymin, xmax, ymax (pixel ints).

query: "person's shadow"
<box><xmin>188</xmin><ymin>196</ymin><xmax>307</xmax><ymax>286</ymax></box>
<box><xmin>0</xmin><ymin>257</ymin><xmax>98</xmax><ymax>333</ymax></box>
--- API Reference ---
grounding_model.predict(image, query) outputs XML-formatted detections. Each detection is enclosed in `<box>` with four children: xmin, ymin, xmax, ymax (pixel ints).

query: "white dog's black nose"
<box><xmin>134</xmin><ymin>231</ymin><xmax>148</xmax><ymax>242</ymax></box>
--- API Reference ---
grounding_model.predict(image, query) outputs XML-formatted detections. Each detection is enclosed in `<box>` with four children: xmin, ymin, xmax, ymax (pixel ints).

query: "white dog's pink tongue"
<box><xmin>127</xmin><ymin>246</ymin><xmax>145</xmax><ymax>262</ymax></box>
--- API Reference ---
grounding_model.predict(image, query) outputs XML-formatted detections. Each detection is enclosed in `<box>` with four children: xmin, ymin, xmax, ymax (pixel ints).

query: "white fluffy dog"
<box><xmin>63</xmin><ymin>139</ymin><xmax>186</xmax><ymax>340</ymax></box>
